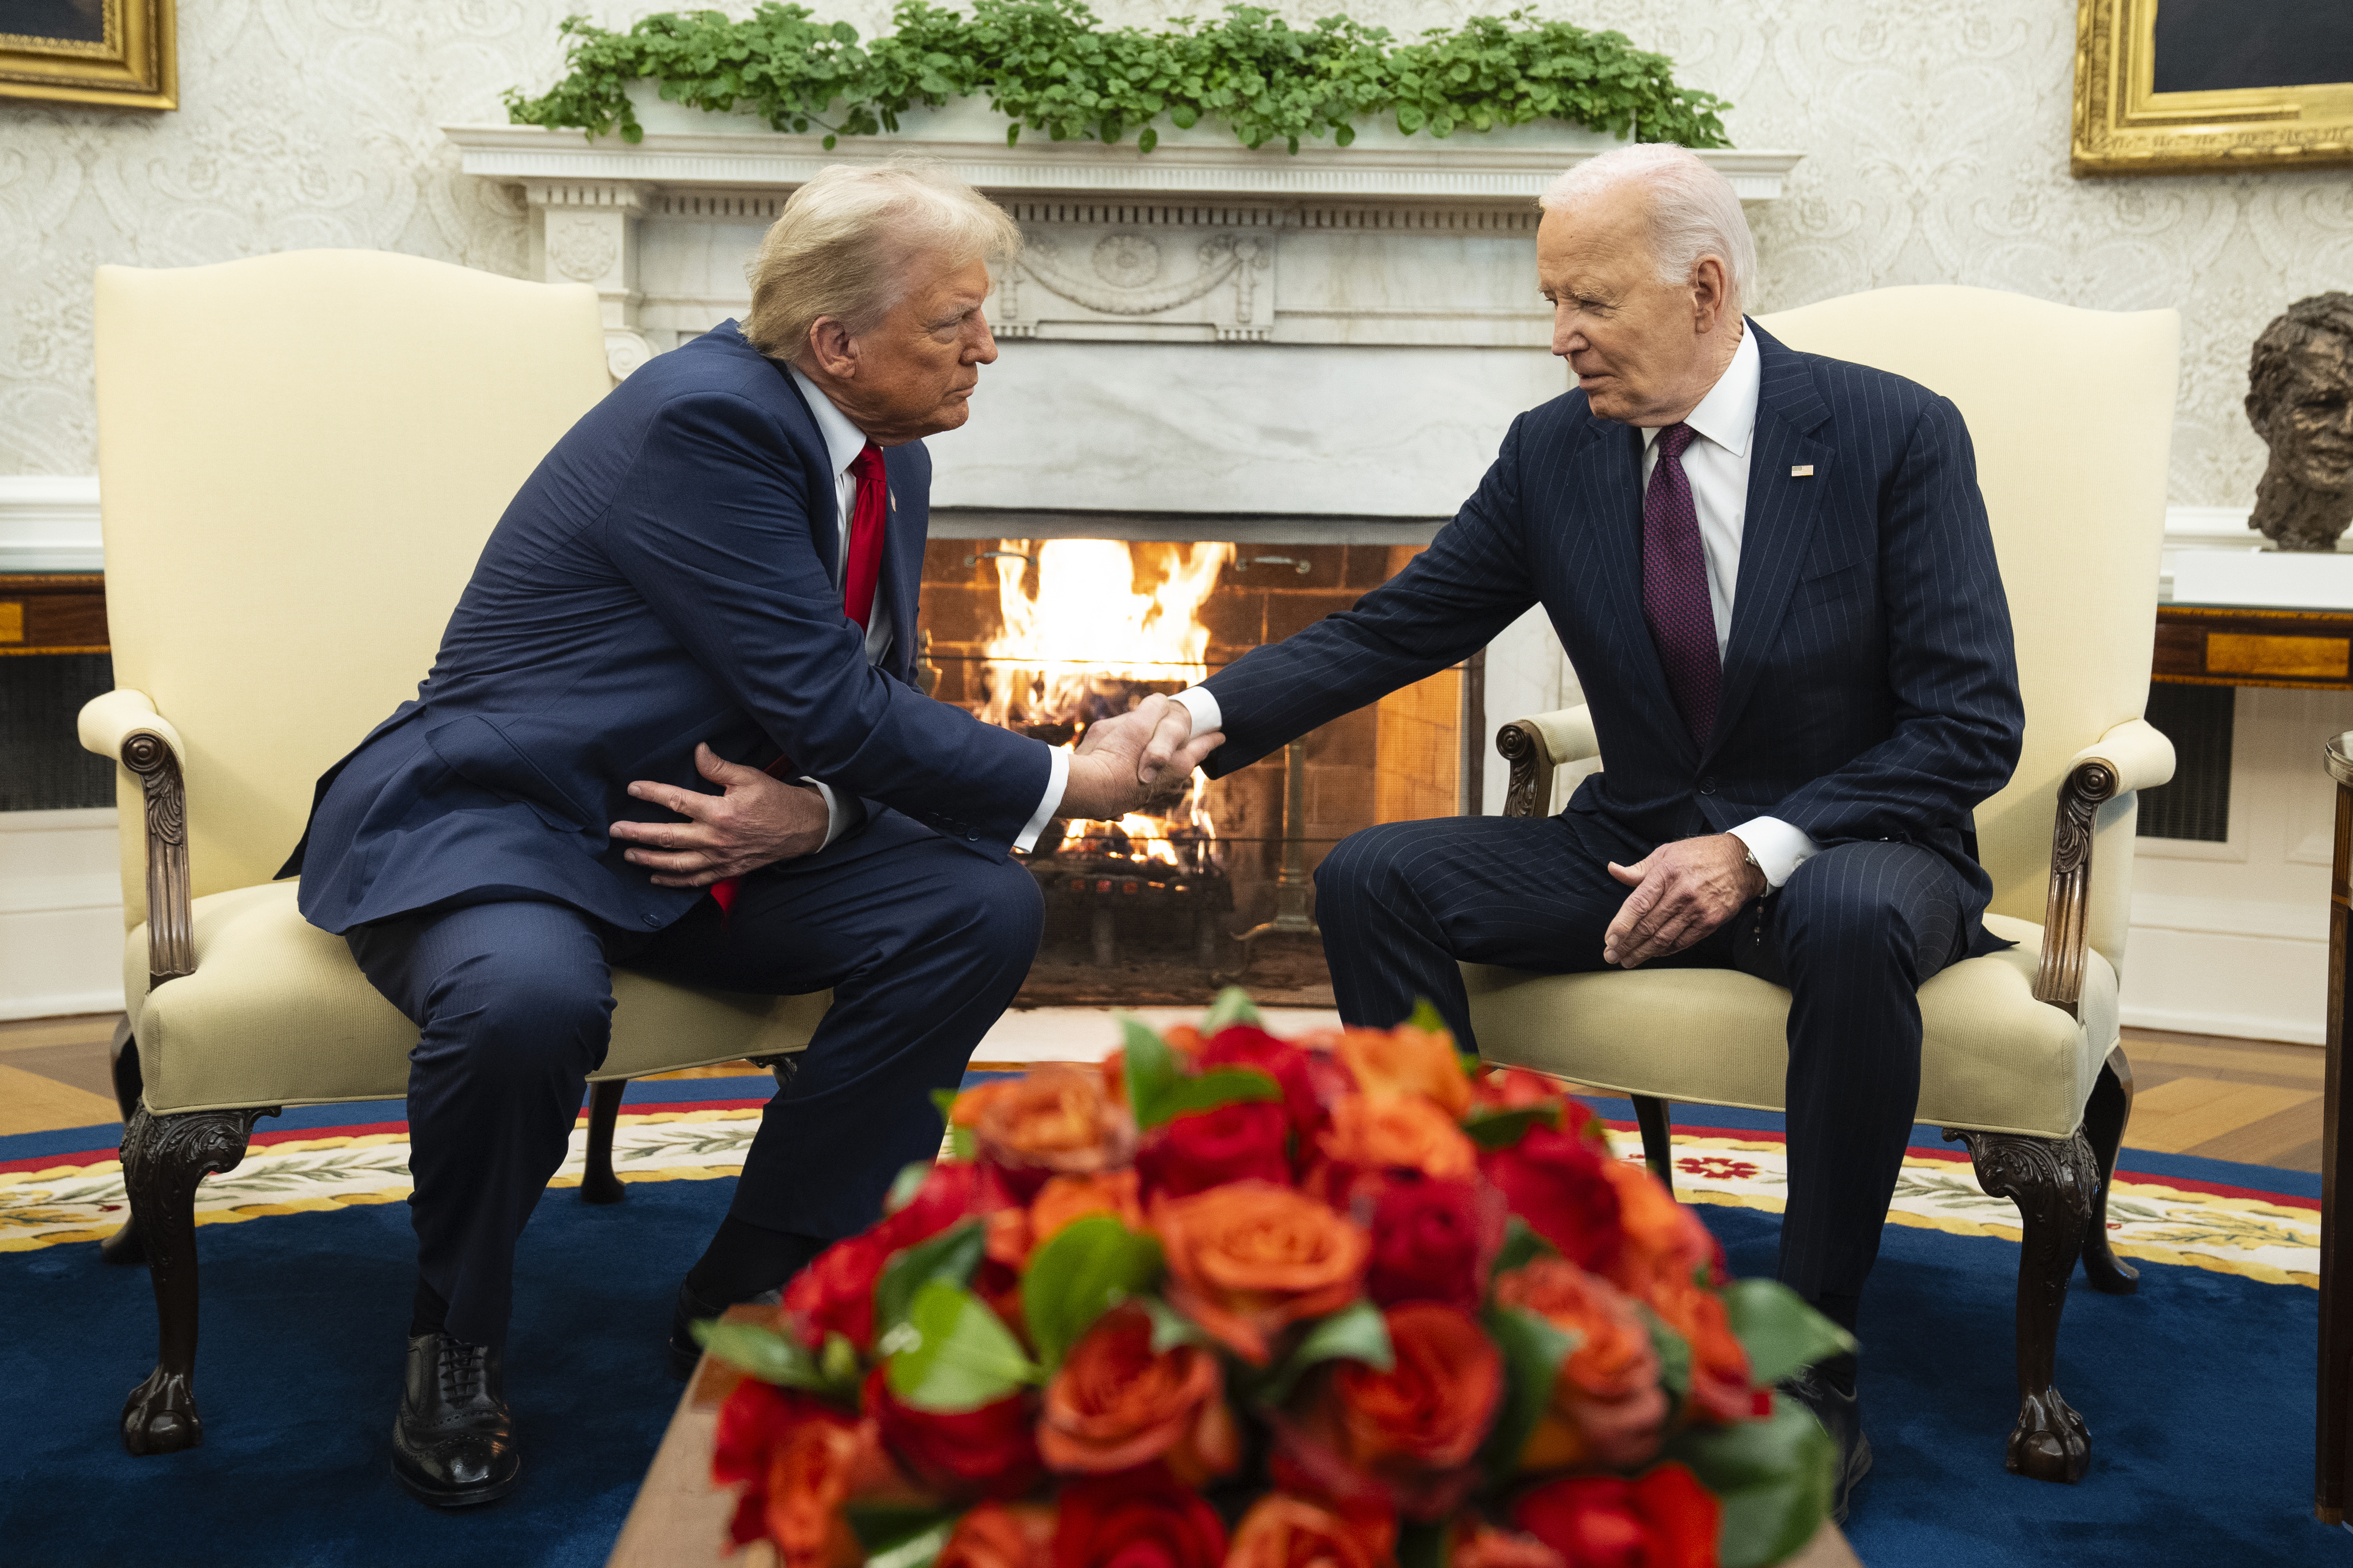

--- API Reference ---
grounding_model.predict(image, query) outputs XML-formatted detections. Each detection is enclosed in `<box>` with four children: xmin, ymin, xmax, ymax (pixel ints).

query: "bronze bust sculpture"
<box><xmin>2247</xmin><ymin>292</ymin><xmax>2353</xmax><ymax>551</ymax></box>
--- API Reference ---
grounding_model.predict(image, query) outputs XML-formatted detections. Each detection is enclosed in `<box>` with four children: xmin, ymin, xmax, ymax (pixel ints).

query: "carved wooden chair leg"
<box><xmin>101</xmin><ymin>1018</ymin><xmax>148</xmax><ymax>1267</ymax></box>
<box><xmin>118</xmin><ymin>1104</ymin><xmax>274</xmax><ymax>1456</ymax></box>
<box><xmin>2078</xmin><ymin>1046</ymin><xmax>2139</xmax><ymax>1295</ymax></box>
<box><xmin>580</xmin><ymin>1078</ymin><xmax>629</xmax><ymax>1205</ymax></box>
<box><xmin>1632</xmin><ymin>1096</ymin><xmax>1675</xmax><ymax>1196</ymax></box>
<box><xmin>1945</xmin><ymin>1127</ymin><xmax>2097</xmax><ymax>1483</ymax></box>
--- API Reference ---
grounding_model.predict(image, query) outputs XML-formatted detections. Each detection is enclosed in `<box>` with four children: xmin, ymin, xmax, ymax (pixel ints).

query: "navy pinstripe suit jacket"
<box><xmin>1199</xmin><ymin>320</ymin><xmax>2025</xmax><ymax>936</ymax></box>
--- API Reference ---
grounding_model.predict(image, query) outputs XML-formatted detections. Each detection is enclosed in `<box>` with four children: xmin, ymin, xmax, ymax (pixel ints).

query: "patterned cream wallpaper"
<box><xmin>3</xmin><ymin>0</ymin><xmax>2349</xmax><ymax>507</ymax></box>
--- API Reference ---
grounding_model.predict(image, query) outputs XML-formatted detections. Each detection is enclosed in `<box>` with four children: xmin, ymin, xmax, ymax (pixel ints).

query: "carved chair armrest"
<box><xmin>78</xmin><ymin>690</ymin><xmax>194</xmax><ymax>994</ymax></box>
<box><xmin>2032</xmin><ymin>717</ymin><xmax>2176</xmax><ymax>1017</ymax></box>
<box><xmin>1495</xmin><ymin>704</ymin><xmax>1599</xmax><ymax>820</ymax></box>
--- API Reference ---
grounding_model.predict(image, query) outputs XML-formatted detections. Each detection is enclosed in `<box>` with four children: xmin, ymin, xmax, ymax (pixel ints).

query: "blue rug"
<box><xmin>0</xmin><ymin>1080</ymin><xmax>2340</xmax><ymax>1566</ymax></box>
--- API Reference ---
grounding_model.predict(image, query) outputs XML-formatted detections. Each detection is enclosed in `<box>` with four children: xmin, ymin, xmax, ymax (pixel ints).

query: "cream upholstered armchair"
<box><xmin>84</xmin><ymin>251</ymin><xmax>829</xmax><ymax>1457</ymax></box>
<box><xmin>1467</xmin><ymin>287</ymin><xmax>2178</xmax><ymax>1486</ymax></box>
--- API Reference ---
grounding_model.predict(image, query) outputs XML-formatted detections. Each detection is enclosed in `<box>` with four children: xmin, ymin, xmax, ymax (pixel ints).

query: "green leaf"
<box><xmin>1665</xmin><ymin>1400</ymin><xmax>1837</xmax><ymax>1568</ymax></box>
<box><xmin>1021</xmin><ymin>1214</ymin><xmax>1167</xmax><ymax>1370</ymax></box>
<box><xmin>1642</xmin><ymin>1304</ymin><xmax>1693</xmax><ymax>1406</ymax></box>
<box><xmin>1139</xmin><ymin>1293</ymin><xmax>1211</xmax><ymax>1353</ymax></box>
<box><xmin>1137</xmin><ymin>125</ymin><xmax>1158</xmax><ymax>152</ymax></box>
<box><xmin>1721</xmin><ymin>1279</ymin><xmax>1857</xmax><ymax>1388</ymax></box>
<box><xmin>1397</xmin><ymin>1521</ymin><xmax>1447</xmax><ymax>1568</ymax></box>
<box><xmin>1462</xmin><ymin>1102</ymin><xmax>1564</xmax><ymax>1150</ymax></box>
<box><xmin>885</xmin><ymin>1159</ymin><xmax>934</xmax><ymax>1213</ymax></box>
<box><xmin>929</xmin><ymin>1086</ymin><xmax>959</xmax><ymax>1128</ymax></box>
<box><xmin>873</xmin><ymin>1218</ymin><xmax>987</xmax><ymax>1335</ymax></box>
<box><xmin>950</xmin><ymin>1124</ymin><xmax>976</xmax><ymax>1160</ymax></box>
<box><xmin>692</xmin><ymin>1319</ymin><xmax>858</xmax><ymax>1398</ymax></box>
<box><xmin>1490</xmin><ymin>1216</ymin><xmax>1555</xmax><ymax>1280</ymax></box>
<box><xmin>1202</xmin><ymin>985</ymin><xmax>1262</xmax><ymax>1031</ymax></box>
<box><xmin>1151</xmin><ymin>1066</ymin><xmax>1281</xmax><ymax>1124</ymax></box>
<box><xmin>1258</xmin><ymin>1299</ymin><xmax>1393</xmax><ymax>1407</ymax></box>
<box><xmin>847</xmin><ymin>1504</ymin><xmax>960</xmax><ymax>1555</ymax></box>
<box><xmin>1405</xmin><ymin>996</ymin><xmax>1450</xmax><ymax>1039</ymax></box>
<box><xmin>885</xmin><ymin>1279</ymin><xmax>1042</xmax><ymax>1411</ymax></box>
<box><xmin>866</xmin><ymin>1517</ymin><xmax>956</xmax><ymax>1568</ymax></box>
<box><xmin>1477</xmin><ymin>1304</ymin><xmax>1575</xmax><ymax>1481</ymax></box>
<box><xmin>1120</xmin><ymin>1015</ymin><xmax>1180</xmax><ymax>1125</ymax></box>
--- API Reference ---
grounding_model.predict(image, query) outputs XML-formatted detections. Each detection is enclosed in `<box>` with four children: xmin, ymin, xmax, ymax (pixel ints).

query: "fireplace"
<box><xmin>918</xmin><ymin>525</ymin><xmax>1472</xmax><ymax>1008</ymax></box>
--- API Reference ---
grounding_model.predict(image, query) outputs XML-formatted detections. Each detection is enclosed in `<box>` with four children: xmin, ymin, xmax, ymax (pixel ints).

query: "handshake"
<box><xmin>1058</xmin><ymin>692</ymin><xmax>1225</xmax><ymax>821</ymax></box>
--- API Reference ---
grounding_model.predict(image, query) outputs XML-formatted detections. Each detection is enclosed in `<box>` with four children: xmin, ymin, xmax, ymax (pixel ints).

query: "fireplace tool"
<box><xmin>1221</xmin><ymin>738</ymin><xmax>1319</xmax><ymax>980</ymax></box>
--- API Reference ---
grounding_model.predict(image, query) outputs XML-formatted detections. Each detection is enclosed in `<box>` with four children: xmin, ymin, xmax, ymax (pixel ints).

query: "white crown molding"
<box><xmin>444</xmin><ymin>121</ymin><xmax>1807</xmax><ymax>206</ymax></box>
<box><xmin>0</xmin><ymin>475</ymin><xmax>102</xmax><ymax>573</ymax></box>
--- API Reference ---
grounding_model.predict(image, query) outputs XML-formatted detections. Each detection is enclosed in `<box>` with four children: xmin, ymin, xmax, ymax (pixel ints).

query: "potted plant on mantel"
<box><xmin>500</xmin><ymin>0</ymin><xmax>1734</xmax><ymax>162</ymax></box>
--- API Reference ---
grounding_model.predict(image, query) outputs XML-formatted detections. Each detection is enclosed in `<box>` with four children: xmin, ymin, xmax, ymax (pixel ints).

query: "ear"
<box><xmin>807</xmin><ymin>317</ymin><xmax>858</xmax><ymax>380</ymax></box>
<box><xmin>1689</xmin><ymin>255</ymin><xmax>1732</xmax><ymax>336</ymax></box>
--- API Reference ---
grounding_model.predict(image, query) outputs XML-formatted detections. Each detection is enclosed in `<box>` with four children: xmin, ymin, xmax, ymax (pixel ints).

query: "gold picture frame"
<box><xmin>2074</xmin><ymin>0</ymin><xmax>2353</xmax><ymax>177</ymax></box>
<box><xmin>0</xmin><ymin>0</ymin><xmax>175</xmax><ymax>110</ymax></box>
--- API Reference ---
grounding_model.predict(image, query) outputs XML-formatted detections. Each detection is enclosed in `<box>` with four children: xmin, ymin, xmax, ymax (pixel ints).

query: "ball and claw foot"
<box><xmin>121</xmin><ymin>1367</ymin><xmax>203</xmax><ymax>1456</ymax></box>
<box><xmin>2007</xmin><ymin>1389</ymin><xmax>2089</xmax><ymax>1483</ymax></box>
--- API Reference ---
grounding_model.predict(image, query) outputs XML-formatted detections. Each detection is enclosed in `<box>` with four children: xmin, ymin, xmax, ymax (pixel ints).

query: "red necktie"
<box><xmin>1640</xmin><ymin>422</ymin><xmax>1720</xmax><ymax>744</ymax></box>
<box><xmin>709</xmin><ymin>444</ymin><xmax>888</xmax><ymax>919</ymax></box>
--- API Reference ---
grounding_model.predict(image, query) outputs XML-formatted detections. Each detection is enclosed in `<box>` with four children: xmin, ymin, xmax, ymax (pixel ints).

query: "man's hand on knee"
<box><xmin>1603</xmin><ymin>833</ymin><xmax>1766</xmax><ymax>968</ymax></box>
<box><xmin>611</xmin><ymin>744</ymin><xmax>830</xmax><ymax>886</ymax></box>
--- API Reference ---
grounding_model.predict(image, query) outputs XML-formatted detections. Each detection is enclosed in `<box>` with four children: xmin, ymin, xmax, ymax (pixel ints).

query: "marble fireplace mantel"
<box><xmin>443</xmin><ymin>113</ymin><xmax>1802</xmax><ymax>519</ymax></box>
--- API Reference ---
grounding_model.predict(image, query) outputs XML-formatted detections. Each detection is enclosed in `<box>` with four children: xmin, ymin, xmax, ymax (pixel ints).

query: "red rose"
<box><xmin>1470</xmin><ymin>1067</ymin><xmax>1566</xmax><ymax>1113</ymax></box>
<box><xmin>939</xmin><ymin>1503</ymin><xmax>1059</xmax><ymax>1568</ymax></box>
<box><xmin>1051</xmin><ymin>1466</ymin><xmax>1230</xmax><ymax>1568</ymax></box>
<box><xmin>784</xmin><ymin>1232</ymin><xmax>894</xmax><ymax>1351</ymax></box>
<box><xmin>1365</xmin><ymin>1174</ymin><xmax>1503</xmax><ymax>1312</ymax></box>
<box><xmin>1280</xmin><ymin>1303</ymin><xmax>1503</xmax><ymax>1522</ymax></box>
<box><xmin>711</xmin><ymin>1380</ymin><xmax>869</xmax><ymax>1567</ymax></box>
<box><xmin>864</xmin><ymin>1366</ymin><xmax>1045</xmax><ymax>1501</ymax></box>
<box><xmin>1511</xmin><ymin>1465</ymin><xmax>1720</xmax><ymax>1568</ymax></box>
<box><xmin>1138</xmin><ymin>1100</ymin><xmax>1293</xmax><ymax>1197</ymax></box>
<box><xmin>1480</xmin><ymin>1124</ymin><xmax>1623</xmax><ymax>1275</ymax></box>
<box><xmin>1197</xmin><ymin>1026</ymin><xmax>1327</xmax><ymax>1138</ymax></box>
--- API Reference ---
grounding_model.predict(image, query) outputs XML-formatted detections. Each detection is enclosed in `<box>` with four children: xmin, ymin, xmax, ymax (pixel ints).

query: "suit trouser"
<box><xmin>346</xmin><ymin>812</ymin><xmax>1044</xmax><ymax>1349</ymax></box>
<box><xmin>1313</xmin><ymin>809</ymin><xmax>1967</xmax><ymax>1323</ymax></box>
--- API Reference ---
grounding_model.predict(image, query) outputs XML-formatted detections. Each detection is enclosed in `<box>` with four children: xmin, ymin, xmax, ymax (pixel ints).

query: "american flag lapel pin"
<box><xmin>1790</xmin><ymin>464</ymin><xmax>1815</xmax><ymax>478</ymax></box>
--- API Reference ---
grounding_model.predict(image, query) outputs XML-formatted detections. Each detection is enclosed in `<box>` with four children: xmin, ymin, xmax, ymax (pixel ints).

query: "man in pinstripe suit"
<box><xmin>1146</xmin><ymin>145</ymin><xmax>2024</xmax><ymax>1518</ymax></box>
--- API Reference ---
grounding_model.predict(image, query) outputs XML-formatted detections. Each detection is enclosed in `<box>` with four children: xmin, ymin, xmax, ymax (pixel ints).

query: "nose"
<box><xmin>969</xmin><ymin>308</ymin><xmax>999</xmax><ymax>365</ymax></box>
<box><xmin>1551</xmin><ymin>303</ymin><xmax>1584</xmax><ymax>359</ymax></box>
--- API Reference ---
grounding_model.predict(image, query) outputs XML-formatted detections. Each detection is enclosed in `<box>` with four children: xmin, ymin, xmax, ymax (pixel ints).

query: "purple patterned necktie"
<box><xmin>1641</xmin><ymin>422</ymin><xmax>1720</xmax><ymax>743</ymax></box>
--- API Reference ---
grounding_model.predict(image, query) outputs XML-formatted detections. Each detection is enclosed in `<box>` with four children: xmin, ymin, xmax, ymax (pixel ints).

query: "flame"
<box><xmin>977</xmin><ymin>539</ymin><xmax>1235</xmax><ymax>729</ymax></box>
<box><xmin>975</xmin><ymin>538</ymin><xmax>1235</xmax><ymax>871</ymax></box>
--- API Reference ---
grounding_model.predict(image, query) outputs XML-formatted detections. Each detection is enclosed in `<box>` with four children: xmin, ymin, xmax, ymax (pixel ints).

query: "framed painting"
<box><xmin>2074</xmin><ymin>0</ymin><xmax>2353</xmax><ymax>176</ymax></box>
<box><xmin>0</xmin><ymin>0</ymin><xmax>175</xmax><ymax>110</ymax></box>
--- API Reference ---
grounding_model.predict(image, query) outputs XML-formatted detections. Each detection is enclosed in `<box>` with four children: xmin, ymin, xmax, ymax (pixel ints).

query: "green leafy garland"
<box><xmin>504</xmin><ymin>1</ymin><xmax>1732</xmax><ymax>155</ymax></box>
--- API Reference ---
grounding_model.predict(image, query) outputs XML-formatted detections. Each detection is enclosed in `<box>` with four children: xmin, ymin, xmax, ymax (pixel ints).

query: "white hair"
<box><xmin>1539</xmin><ymin>143</ymin><xmax>1756</xmax><ymax>305</ymax></box>
<box><xmin>745</xmin><ymin>159</ymin><xmax>1022</xmax><ymax>361</ymax></box>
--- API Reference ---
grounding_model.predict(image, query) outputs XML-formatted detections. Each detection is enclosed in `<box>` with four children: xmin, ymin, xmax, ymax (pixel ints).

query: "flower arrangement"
<box><xmin>695</xmin><ymin>993</ymin><xmax>1846</xmax><ymax>1568</ymax></box>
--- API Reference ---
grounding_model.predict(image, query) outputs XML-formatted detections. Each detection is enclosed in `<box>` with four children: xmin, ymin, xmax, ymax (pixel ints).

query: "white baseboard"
<box><xmin>0</xmin><ymin>808</ymin><xmax>124</xmax><ymax>1020</ymax></box>
<box><xmin>0</xmin><ymin>989</ymin><xmax>123</xmax><ymax>1023</ymax></box>
<box><xmin>2119</xmin><ymin>1003</ymin><xmax>2324</xmax><ymax>1048</ymax></box>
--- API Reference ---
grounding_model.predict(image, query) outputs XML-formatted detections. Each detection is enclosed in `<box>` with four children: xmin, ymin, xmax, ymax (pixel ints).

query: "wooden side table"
<box><xmin>2323</xmin><ymin>734</ymin><xmax>2353</xmax><ymax>1522</ymax></box>
<box><xmin>0</xmin><ymin>573</ymin><xmax>108</xmax><ymax>656</ymax></box>
<box><xmin>608</xmin><ymin>1310</ymin><xmax>1867</xmax><ymax>1567</ymax></box>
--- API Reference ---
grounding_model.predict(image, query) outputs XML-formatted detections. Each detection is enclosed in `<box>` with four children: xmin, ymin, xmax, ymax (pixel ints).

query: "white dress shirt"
<box><xmin>787</xmin><ymin>367</ymin><xmax>1066</xmax><ymax>852</ymax></box>
<box><xmin>1173</xmin><ymin>326</ymin><xmax>1820</xmax><ymax>889</ymax></box>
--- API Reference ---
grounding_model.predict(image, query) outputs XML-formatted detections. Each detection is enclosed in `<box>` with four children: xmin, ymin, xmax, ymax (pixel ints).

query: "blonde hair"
<box><xmin>744</xmin><ymin>160</ymin><xmax>1022</xmax><ymax>361</ymax></box>
<box><xmin>1539</xmin><ymin>143</ymin><xmax>1756</xmax><ymax>305</ymax></box>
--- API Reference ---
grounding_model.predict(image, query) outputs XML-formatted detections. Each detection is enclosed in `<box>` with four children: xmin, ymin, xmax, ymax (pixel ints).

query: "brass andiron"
<box><xmin>1222</xmin><ymin>739</ymin><xmax>1318</xmax><ymax>980</ymax></box>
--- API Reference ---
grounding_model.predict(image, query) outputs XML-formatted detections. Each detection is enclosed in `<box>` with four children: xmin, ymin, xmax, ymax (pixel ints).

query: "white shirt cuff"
<box><xmin>1014</xmin><ymin>744</ymin><xmax>1071</xmax><ymax>853</ymax></box>
<box><xmin>799</xmin><ymin>778</ymin><xmax>849</xmax><ymax>850</ymax></box>
<box><xmin>1172</xmin><ymin>685</ymin><xmax>1222</xmax><ymax>738</ymax></box>
<box><xmin>1728</xmin><ymin>816</ymin><xmax>1820</xmax><ymax>891</ymax></box>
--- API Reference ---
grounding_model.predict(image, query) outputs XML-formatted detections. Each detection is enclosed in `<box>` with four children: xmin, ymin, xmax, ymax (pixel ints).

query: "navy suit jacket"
<box><xmin>1200</xmin><ymin>322</ymin><xmax>2025</xmax><ymax>939</ymax></box>
<box><xmin>284</xmin><ymin>321</ymin><xmax>1048</xmax><ymax>936</ymax></box>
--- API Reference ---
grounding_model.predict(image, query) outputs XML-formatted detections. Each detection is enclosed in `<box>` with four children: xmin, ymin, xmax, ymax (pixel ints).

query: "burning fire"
<box><xmin>976</xmin><ymin>538</ymin><xmax>1236</xmax><ymax>870</ymax></box>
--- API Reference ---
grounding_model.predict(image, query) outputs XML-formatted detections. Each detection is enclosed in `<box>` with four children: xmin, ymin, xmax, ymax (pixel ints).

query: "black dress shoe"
<box><xmin>1779</xmin><ymin>1366</ymin><xmax>1872</xmax><ymax>1525</ymax></box>
<box><xmin>392</xmin><ymin>1332</ymin><xmax>520</xmax><ymax>1508</ymax></box>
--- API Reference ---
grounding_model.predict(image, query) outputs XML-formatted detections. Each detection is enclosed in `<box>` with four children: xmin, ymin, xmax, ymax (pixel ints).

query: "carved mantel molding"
<box><xmin>446</xmin><ymin>118</ymin><xmax>1804</xmax><ymax>379</ymax></box>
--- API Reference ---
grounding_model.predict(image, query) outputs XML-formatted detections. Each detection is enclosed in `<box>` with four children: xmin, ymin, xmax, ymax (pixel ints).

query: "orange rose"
<box><xmin>1449</xmin><ymin>1524</ymin><xmax>1567</xmax><ymax>1568</ymax></box>
<box><xmin>1226</xmin><ymin>1494</ymin><xmax>1396</xmax><ymax>1568</ymax></box>
<box><xmin>1336</xmin><ymin>1026</ymin><xmax>1473</xmax><ymax>1117</ymax></box>
<box><xmin>939</xmin><ymin>1502</ymin><xmax>1059</xmax><ymax>1568</ymax></box>
<box><xmin>1153</xmin><ymin>1181</ymin><xmax>1371</xmax><ymax>1365</ymax></box>
<box><xmin>713</xmin><ymin>1382</ymin><xmax>868</xmax><ymax>1568</ymax></box>
<box><xmin>1279</xmin><ymin>1302</ymin><xmax>1503</xmax><ymax>1520</ymax></box>
<box><xmin>973</xmin><ymin>1065</ymin><xmax>1139</xmax><ymax>1198</ymax></box>
<box><xmin>988</xmin><ymin>1171</ymin><xmax>1150</xmax><ymax>1272</ymax></box>
<box><xmin>1315</xmin><ymin>1095</ymin><xmax>1478</xmax><ymax>1190</ymax></box>
<box><xmin>1494</xmin><ymin>1257</ymin><xmax>1669</xmax><ymax>1472</ymax></box>
<box><xmin>1601</xmin><ymin>1160</ymin><xmax>1720</xmax><ymax>1300</ymax></box>
<box><xmin>1038</xmin><ymin>1304</ymin><xmax>1240</xmax><ymax>1483</ymax></box>
<box><xmin>1644</xmin><ymin>1276</ymin><xmax>1752</xmax><ymax>1426</ymax></box>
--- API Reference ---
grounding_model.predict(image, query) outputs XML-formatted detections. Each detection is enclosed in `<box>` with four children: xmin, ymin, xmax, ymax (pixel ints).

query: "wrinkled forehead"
<box><xmin>1536</xmin><ymin>192</ymin><xmax>1656</xmax><ymax>276</ymax></box>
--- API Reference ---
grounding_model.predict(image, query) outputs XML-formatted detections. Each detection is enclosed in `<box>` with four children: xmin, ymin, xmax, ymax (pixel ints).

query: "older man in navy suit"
<box><xmin>285</xmin><ymin>163</ymin><xmax>1221</xmax><ymax>1508</ymax></box>
<box><xmin>1136</xmin><ymin>144</ymin><xmax>2024</xmax><ymax>1520</ymax></box>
